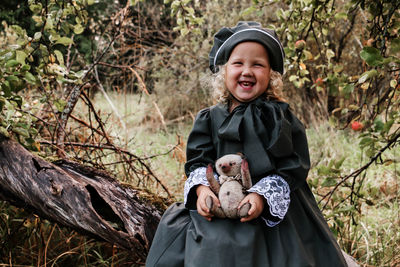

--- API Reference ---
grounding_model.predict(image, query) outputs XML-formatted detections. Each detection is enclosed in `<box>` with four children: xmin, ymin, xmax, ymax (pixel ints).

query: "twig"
<box><xmin>69</xmin><ymin>114</ymin><xmax>106</xmax><ymax>137</ymax></box>
<box><xmin>152</xmin><ymin>101</ymin><xmax>167</xmax><ymax>132</ymax></box>
<box><xmin>38</xmin><ymin>139</ymin><xmax>172</xmax><ymax>197</ymax></box>
<box><xmin>93</xmin><ymin>65</ymin><xmax>126</xmax><ymax>131</ymax></box>
<box><xmin>44</xmin><ymin>224</ymin><xmax>57</xmax><ymax>267</ymax></box>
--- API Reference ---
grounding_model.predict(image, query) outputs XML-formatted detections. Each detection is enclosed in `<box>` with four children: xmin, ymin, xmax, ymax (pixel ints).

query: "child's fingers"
<box><xmin>240</xmin><ymin>210</ymin><xmax>256</xmax><ymax>222</ymax></box>
<box><xmin>238</xmin><ymin>197</ymin><xmax>249</xmax><ymax>209</ymax></box>
<box><xmin>247</xmin><ymin>201</ymin><xmax>257</xmax><ymax>215</ymax></box>
<box><xmin>197</xmin><ymin>204</ymin><xmax>212</xmax><ymax>220</ymax></box>
<box><xmin>197</xmin><ymin>197</ymin><xmax>210</xmax><ymax>214</ymax></box>
<box><xmin>240</xmin><ymin>193</ymin><xmax>265</xmax><ymax>222</ymax></box>
<box><xmin>197</xmin><ymin>194</ymin><xmax>215</xmax><ymax>220</ymax></box>
<box><xmin>210</xmin><ymin>193</ymin><xmax>221</xmax><ymax>207</ymax></box>
<box><xmin>241</xmin><ymin>201</ymin><xmax>261</xmax><ymax>222</ymax></box>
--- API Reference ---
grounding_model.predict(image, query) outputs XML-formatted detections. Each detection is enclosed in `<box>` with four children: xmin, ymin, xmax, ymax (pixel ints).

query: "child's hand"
<box><xmin>196</xmin><ymin>185</ymin><xmax>220</xmax><ymax>221</ymax></box>
<box><xmin>238</xmin><ymin>193</ymin><xmax>265</xmax><ymax>222</ymax></box>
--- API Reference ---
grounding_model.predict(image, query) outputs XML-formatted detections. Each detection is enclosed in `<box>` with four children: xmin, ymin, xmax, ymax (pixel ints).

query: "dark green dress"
<box><xmin>146</xmin><ymin>98</ymin><xmax>347</xmax><ymax>267</ymax></box>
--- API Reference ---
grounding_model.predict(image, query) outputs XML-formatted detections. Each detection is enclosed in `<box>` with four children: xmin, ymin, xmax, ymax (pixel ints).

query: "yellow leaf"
<box><xmin>303</xmin><ymin>50</ymin><xmax>313</xmax><ymax>60</ymax></box>
<box><xmin>361</xmin><ymin>82</ymin><xmax>370</xmax><ymax>90</ymax></box>
<box><xmin>34</xmin><ymin>142</ymin><xmax>41</xmax><ymax>151</ymax></box>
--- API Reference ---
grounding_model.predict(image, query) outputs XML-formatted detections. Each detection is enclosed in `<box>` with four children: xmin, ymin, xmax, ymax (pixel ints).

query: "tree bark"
<box><xmin>0</xmin><ymin>136</ymin><xmax>167</xmax><ymax>262</ymax></box>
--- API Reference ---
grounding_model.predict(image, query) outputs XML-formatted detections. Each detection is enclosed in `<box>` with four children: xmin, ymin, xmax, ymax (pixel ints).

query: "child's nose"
<box><xmin>241</xmin><ymin>65</ymin><xmax>253</xmax><ymax>76</ymax></box>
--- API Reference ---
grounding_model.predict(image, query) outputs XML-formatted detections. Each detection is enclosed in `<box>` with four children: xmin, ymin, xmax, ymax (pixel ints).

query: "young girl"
<box><xmin>146</xmin><ymin>21</ymin><xmax>350</xmax><ymax>267</ymax></box>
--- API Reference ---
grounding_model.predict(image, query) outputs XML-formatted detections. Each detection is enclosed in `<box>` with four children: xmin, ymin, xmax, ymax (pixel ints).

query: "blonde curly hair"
<box><xmin>211</xmin><ymin>65</ymin><xmax>285</xmax><ymax>104</ymax></box>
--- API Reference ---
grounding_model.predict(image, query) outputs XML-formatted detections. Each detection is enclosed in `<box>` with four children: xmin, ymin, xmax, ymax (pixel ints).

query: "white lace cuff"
<box><xmin>184</xmin><ymin>167</ymin><xmax>218</xmax><ymax>205</ymax></box>
<box><xmin>248</xmin><ymin>174</ymin><xmax>291</xmax><ymax>227</ymax></box>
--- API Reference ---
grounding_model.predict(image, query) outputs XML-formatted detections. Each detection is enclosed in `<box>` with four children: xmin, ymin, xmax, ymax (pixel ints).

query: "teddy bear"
<box><xmin>205</xmin><ymin>153</ymin><xmax>252</xmax><ymax>219</ymax></box>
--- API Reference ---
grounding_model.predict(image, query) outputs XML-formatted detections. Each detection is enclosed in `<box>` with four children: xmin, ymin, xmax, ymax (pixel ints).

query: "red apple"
<box><xmin>295</xmin><ymin>39</ymin><xmax>306</xmax><ymax>49</ymax></box>
<box><xmin>315</xmin><ymin>77</ymin><xmax>324</xmax><ymax>87</ymax></box>
<box><xmin>351</xmin><ymin>121</ymin><xmax>363</xmax><ymax>131</ymax></box>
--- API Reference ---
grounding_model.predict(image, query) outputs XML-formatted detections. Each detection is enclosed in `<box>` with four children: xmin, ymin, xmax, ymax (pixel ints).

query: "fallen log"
<box><xmin>0</xmin><ymin>135</ymin><xmax>168</xmax><ymax>262</ymax></box>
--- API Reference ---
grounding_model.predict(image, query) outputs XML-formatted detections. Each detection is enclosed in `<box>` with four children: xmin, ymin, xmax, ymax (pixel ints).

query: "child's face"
<box><xmin>225</xmin><ymin>42</ymin><xmax>271</xmax><ymax>107</ymax></box>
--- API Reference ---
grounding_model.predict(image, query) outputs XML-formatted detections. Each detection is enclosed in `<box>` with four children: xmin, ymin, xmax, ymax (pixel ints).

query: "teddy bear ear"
<box><xmin>236</xmin><ymin>152</ymin><xmax>245</xmax><ymax>159</ymax></box>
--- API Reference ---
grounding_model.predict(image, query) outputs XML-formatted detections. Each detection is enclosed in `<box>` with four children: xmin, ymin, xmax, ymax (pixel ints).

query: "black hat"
<box><xmin>209</xmin><ymin>21</ymin><xmax>285</xmax><ymax>74</ymax></box>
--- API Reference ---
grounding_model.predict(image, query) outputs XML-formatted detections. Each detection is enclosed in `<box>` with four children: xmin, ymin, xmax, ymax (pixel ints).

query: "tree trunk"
<box><xmin>0</xmin><ymin>136</ymin><xmax>167</xmax><ymax>262</ymax></box>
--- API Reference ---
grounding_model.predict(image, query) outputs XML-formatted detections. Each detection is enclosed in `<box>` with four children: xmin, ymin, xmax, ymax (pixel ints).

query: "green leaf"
<box><xmin>241</xmin><ymin>6</ymin><xmax>256</xmax><ymax>16</ymax></box>
<box><xmin>360</xmin><ymin>47</ymin><xmax>383</xmax><ymax>66</ymax></box>
<box><xmin>289</xmin><ymin>75</ymin><xmax>298</xmax><ymax>82</ymax></box>
<box><xmin>6</xmin><ymin>75</ymin><xmax>19</xmax><ymax>82</ymax></box>
<box><xmin>390</xmin><ymin>38</ymin><xmax>400</xmax><ymax>54</ymax></box>
<box><xmin>184</xmin><ymin>6</ymin><xmax>194</xmax><ymax>15</ymax></box>
<box><xmin>333</xmin><ymin>65</ymin><xmax>343</xmax><ymax>73</ymax></box>
<box><xmin>28</xmin><ymin>127</ymin><xmax>38</xmax><ymax>136</ymax></box>
<box><xmin>44</xmin><ymin>18</ymin><xmax>54</xmax><ymax>31</ymax></box>
<box><xmin>24</xmin><ymin>72</ymin><xmax>36</xmax><ymax>84</ymax></box>
<box><xmin>334</xmin><ymin>156</ymin><xmax>346</xmax><ymax>169</ymax></box>
<box><xmin>326</xmin><ymin>49</ymin><xmax>335</xmax><ymax>60</ymax></box>
<box><xmin>338</xmin><ymin>205</ymin><xmax>355</xmax><ymax>213</ymax></box>
<box><xmin>1</xmin><ymin>82</ymin><xmax>11</xmax><ymax>97</ymax></box>
<box><xmin>374</xmin><ymin>119</ymin><xmax>384</xmax><ymax>131</ymax></box>
<box><xmin>54</xmin><ymin>50</ymin><xmax>65</xmax><ymax>66</ymax></box>
<box><xmin>54</xmin><ymin>99</ymin><xmax>67</xmax><ymax>112</ymax></box>
<box><xmin>334</xmin><ymin>12</ymin><xmax>347</xmax><ymax>20</ymax></box>
<box><xmin>180</xmin><ymin>27</ymin><xmax>189</xmax><ymax>36</ymax></box>
<box><xmin>317</xmin><ymin>165</ymin><xmax>331</xmax><ymax>176</ymax></box>
<box><xmin>32</xmin><ymin>15</ymin><xmax>43</xmax><ymax>26</ymax></box>
<box><xmin>358</xmin><ymin>69</ymin><xmax>378</xmax><ymax>84</ymax></box>
<box><xmin>321</xmin><ymin>177</ymin><xmax>337</xmax><ymax>187</ymax></box>
<box><xmin>16</xmin><ymin>51</ymin><xmax>27</xmax><ymax>64</ymax></box>
<box><xmin>55</xmin><ymin>37</ymin><xmax>73</xmax><ymax>46</ymax></box>
<box><xmin>12</xmin><ymin>95</ymin><xmax>23</xmax><ymax>106</ymax></box>
<box><xmin>5</xmin><ymin>60</ymin><xmax>20</xmax><ymax>68</ymax></box>
<box><xmin>390</xmin><ymin>79</ymin><xmax>397</xmax><ymax>88</ymax></box>
<box><xmin>21</xmin><ymin>64</ymin><xmax>31</xmax><ymax>71</ymax></box>
<box><xmin>73</xmin><ymin>24</ymin><xmax>84</xmax><ymax>34</ymax></box>
<box><xmin>0</xmin><ymin>127</ymin><xmax>10</xmax><ymax>138</ymax></box>
<box><xmin>61</xmin><ymin>23</ymin><xmax>70</xmax><ymax>35</ymax></box>
<box><xmin>29</xmin><ymin>3</ymin><xmax>42</xmax><ymax>14</ymax></box>
<box><xmin>359</xmin><ymin>137</ymin><xmax>373</xmax><ymax>147</ymax></box>
<box><xmin>33</xmin><ymin>32</ymin><xmax>42</xmax><ymax>41</ymax></box>
<box><xmin>342</xmin><ymin>84</ymin><xmax>354</xmax><ymax>95</ymax></box>
<box><xmin>383</xmin><ymin>120</ymin><xmax>394</xmax><ymax>133</ymax></box>
<box><xmin>13</xmin><ymin>127</ymin><xmax>30</xmax><ymax>138</ymax></box>
<box><xmin>10</xmin><ymin>25</ymin><xmax>24</xmax><ymax>36</ymax></box>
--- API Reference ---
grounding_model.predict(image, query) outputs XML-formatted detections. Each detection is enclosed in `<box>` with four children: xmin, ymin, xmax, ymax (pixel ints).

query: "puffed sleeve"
<box><xmin>238</xmin><ymin>100</ymin><xmax>310</xmax><ymax>190</ymax></box>
<box><xmin>255</xmin><ymin>103</ymin><xmax>310</xmax><ymax>226</ymax></box>
<box><xmin>184</xmin><ymin>108</ymin><xmax>217</xmax><ymax>209</ymax></box>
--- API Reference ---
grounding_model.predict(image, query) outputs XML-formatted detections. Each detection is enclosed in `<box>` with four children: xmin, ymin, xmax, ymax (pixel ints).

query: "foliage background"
<box><xmin>0</xmin><ymin>0</ymin><xmax>399</xmax><ymax>266</ymax></box>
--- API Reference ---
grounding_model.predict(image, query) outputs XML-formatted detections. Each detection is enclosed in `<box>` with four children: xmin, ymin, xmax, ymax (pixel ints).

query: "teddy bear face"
<box><xmin>215</xmin><ymin>154</ymin><xmax>242</xmax><ymax>177</ymax></box>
